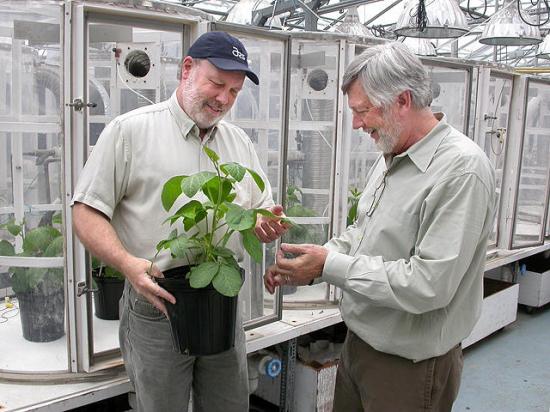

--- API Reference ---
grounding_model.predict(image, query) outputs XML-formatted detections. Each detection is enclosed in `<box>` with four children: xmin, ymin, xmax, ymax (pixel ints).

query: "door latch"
<box><xmin>66</xmin><ymin>98</ymin><xmax>97</xmax><ymax>111</ymax></box>
<box><xmin>77</xmin><ymin>281</ymin><xmax>98</xmax><ymax>297</ymax></box>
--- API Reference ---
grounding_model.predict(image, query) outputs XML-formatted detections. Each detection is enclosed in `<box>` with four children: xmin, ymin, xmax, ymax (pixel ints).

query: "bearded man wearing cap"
<box><xmin>71</xmin><ymin>32</ymin><xmax>287</xmax><ymax>411</ymax></box>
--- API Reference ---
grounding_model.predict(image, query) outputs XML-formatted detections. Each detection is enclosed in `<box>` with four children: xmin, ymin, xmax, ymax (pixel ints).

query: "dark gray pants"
<box><xmin>333</xmin><ymin>330</ymin><xmax>463</xmax><ymax>412</ymax></box>
<box><xmin>119</xmin><ymin>284</ymin><xmax>249</xmax><ymax>412</ymax></box>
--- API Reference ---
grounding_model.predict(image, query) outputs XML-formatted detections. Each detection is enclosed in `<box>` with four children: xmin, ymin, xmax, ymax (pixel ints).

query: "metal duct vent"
<box><xmin>124</xmin><ymin>50</ymin><xmax>151</xmax><ymax>78</ymax></box>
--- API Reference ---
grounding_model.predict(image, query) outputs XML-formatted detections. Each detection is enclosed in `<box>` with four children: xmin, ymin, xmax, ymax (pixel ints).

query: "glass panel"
<box><xmin>278</xmin><ymin>38</ymin><xmax>338</xmax><ymax>307</ymax></box>
<box><xmin>483</xmin><ymin>75</ymin><xmax>513</xmax><ymax>246</ymax></box>
<box><xmin>87</xmin><ymin>23</ymin><xmax>182</xmax><ymax>146</ymax></box>
<box><xmin>512</xmin><ymin>81</ymin><xmax>550</xmax><ymax>247</ymax></box>
<box><xmin>425</xmin><ymin>65</ymin><xmax>469</xmax><ymax>133</ymax></box>
<box><xmin>86</xmin><ymin>22</ymin><xmax>183</xmax><ymax>354</ymax></box>
<box><xmin>225</xmin><ymin>34</ymin><xmax>285</xmax><ymax>323</ymax></box>
<box><xmin>0</xmin><ymin>1</ymin><xmax>68</xmax><ymax>373</ymax></box>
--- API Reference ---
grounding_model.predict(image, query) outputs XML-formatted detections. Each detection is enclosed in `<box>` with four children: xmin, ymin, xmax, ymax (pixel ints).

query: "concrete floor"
<box><xmin>453</xmin><ymin>304</ymin><xmax>550</xmax><ymax>412</ymax></box>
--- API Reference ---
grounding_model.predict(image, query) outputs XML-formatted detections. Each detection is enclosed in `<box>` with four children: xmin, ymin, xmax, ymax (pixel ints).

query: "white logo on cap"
<box><xmin>232</xmin><ymin>46</ymin><xmax>246</xmax><ymax>61</ymax></box>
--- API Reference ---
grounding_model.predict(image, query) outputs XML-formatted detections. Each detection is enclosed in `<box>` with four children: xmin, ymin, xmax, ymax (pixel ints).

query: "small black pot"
<box><xmin>17</xmin><ymin>287</ymin><xmax>65</xmax><ymax>342</ymax></box>
<box><xmin>157</xmin><ymin>265</ymin><xmax>242</xmax><ymax>356</ymax></box>
<box><xmin>93</xmin><ymin>276</ymin><xmax>125</xmax><ymax>320</ymax></box>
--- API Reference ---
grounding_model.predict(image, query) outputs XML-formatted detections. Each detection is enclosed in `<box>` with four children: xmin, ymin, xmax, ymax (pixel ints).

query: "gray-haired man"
<box><xmin>264</xmin><ymin>42</ymin><xmax>496</xmax><ymax>411</ymax></box>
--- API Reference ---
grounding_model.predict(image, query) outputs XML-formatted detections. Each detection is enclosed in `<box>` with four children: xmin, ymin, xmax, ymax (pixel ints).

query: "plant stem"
<box><xmin>147</xmin><ymin>249</ymin><xmax>161</xmax><ymax>276</ymax></box>
<box><xmin>207</xmin><ymin>159</ymin><xmax>224</xmax><ymax>261</ymax></box>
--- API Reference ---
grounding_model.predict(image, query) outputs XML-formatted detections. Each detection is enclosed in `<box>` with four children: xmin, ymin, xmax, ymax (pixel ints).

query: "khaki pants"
<box><xmin>119</xmin><ymin>283</ymin><xmax>249</xmax><ymax>412</ymax></box>
<box><xmin>333</xmin><ymin>330</ymin><xmax>463</xmax><ymax>412</ymax></box>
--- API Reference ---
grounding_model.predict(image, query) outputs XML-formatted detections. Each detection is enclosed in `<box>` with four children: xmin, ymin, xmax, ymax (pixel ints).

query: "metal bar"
<box><xmin>0</xmin><ymin>122</ymin><xmax>61</xmax><ymax>133</ymax></box>
<box><xmin>0</xmin><ymin>256</ymin><xmax>64</xmax><ymax>268</ymax></box>
<box><xmin>255</xmin><ymin>0</ymin><xmax>383</xmax><ymax>25</ymax></box>
<box><xmin>364</xmin><ymin>0</ymin><xmax>403</xmax><ymax>25</ymax></box>
<box><xmin>279</xmin><ymin>338</ymin><xmax>297</xmax><ymax>412</ymax></box>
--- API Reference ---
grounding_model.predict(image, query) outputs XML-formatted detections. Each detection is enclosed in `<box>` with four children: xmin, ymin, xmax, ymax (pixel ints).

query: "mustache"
<box><xmin>206</xmin><ymin>101</ymin><xmax>225</xmax><ymax>111</ymax></box>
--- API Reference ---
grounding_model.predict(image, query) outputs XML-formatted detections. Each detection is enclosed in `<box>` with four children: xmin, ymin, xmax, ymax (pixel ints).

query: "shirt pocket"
<box><xmin>365</xmin><ymin>204</ymin><xmax>420</xmax><ymax>260</ymax></box>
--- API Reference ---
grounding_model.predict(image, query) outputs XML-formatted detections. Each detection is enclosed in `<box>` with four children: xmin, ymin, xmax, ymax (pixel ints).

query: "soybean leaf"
<box><xmin>213</xmin><ymin>246</ymin><xmax>234</xmax><ymax>258</ymax></box>
<box><xmin>255</xmin><ymin>209</ymin><xmax>294</xmax><ymax>226</ymax></box>
<box><xmin>225</xmin><ymin>203</ymin><xmax>256</xmax><ymax>231</ymax></box>
<box><xmin>203</xmin><ymin>146</ymin><xmax>220</xmax><ymax>164</ymax></box>
<box><xmin>0</xmin><ymin>240</ymin><xmax>15</xmax><ymax>256</ymax></box>
<box><xmin>5</xmin><ymin>221</ymin><xmax>22</xmax><ymax>237</ymax></box>
<box><xmin>104</xmin><ymin>266</ymin><xmax>123</xmax><ymax>278</ymax></box>
<box><xmin>246</xmin><ymin>168</ymin><xmax>265</xmax><ymax>192</ymax></box>
<box><xmin>182</xmin><ymin>171</ymin><xmax>216</xmax><ymax>198</ymax></box>
<box><xmin>189</xmin><ymin>261</ymin><xmax>219</xmax><ymax>288</ymax></box>
<box><xmin>44</xmin><ymin>236</ymin><xmax>64</xmax><ymax>257</ymax></box>
<box><xmin>242</xmin><ymin>228</ymin><xmax>262</xmax><ymax>263</ymax></box>
<box><xmin>23</xmin><ymin>226</ymin><xmax>61</xmax><ymax>255</ymax></box>
<box><xmin>203</xmin><ymin>176</ymin><xmax>233</xmax><ymax>204</ymax></box>
<box><xmin>212</xmin><ymin>264</ymin><xmax>242</xmax><ymax>297</ymax></box>
<box><xmin>162</xmin><ymin>176</ymin><xmax>185</xmax><ymax>211</ymax></box>
<box><xmin>156</xmin><ymin>229</ymin><xmax>178</xmax><ymax>251</ymax></box>
<box><xmin>216</xmin><ymin>202</ymin><xmax>229</xmax><ymax>219</ymax></box>
<box><xmin>220</xmin><ymin>162</ymin><xmax>246</xmax><ymax>181</ymax></box>
<box><xmin>168</xmin><ymin>235</ymin><xmax>202</xmax><ymax>258</ymax></box>
<box><xmin>52</xmin><ymin>213</ymin><xmax>62</xmax><ymax>225</ymax></box>
<box><xmin>221</xmin><ymin>254</ymin><xmax>239</xmax><ymax>269</ymax></box>
<box><xmin>12</xmin><ymin>267</ymin><xmax>48</xmax><ymax>293</ymax></box>
<box><xmin>167</xmin><ymin>200</ymin><xmax>207</xmax><ymax>225</ymax></box>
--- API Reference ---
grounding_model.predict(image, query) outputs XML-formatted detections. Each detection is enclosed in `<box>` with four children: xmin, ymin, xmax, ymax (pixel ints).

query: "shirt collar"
<box><xmin>167</xmin><ymin>91</ymin><xmax>218</xmax><ymax>142</ymax></box>
<box><xmin>398</xmin><ymin>112</ymin><xmax>450</xmax><ymax>173</ymax></box>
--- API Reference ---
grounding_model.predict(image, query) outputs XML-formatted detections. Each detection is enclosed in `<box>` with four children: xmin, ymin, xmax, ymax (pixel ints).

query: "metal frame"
<box><xmin>510</xmin><ymin>77</ymin><xmax>550</xmax><ymax>248</ymax></box>
<box><xmin>0</xmin><ymin>0</ymin><xmax>71</xmax><ymax>376</ymax></box>
<box><xmin>212</xmin><ymin>21</ymin><xmax>293</xmax><ymax>328</ymax></box>
<box><xmin>69</xmin><ymin>1</ymin><xmax>209</xmax><ymax>373</ymax></box>
<box><xmin>420</xmin><ymin>57</ymin><xmax>474</xmax><ymax>136</ymax></box>
<box><xmin>498</xmin><ymin>75</ymin><xmax>528</xmax><ymax>250</ymax></box>
<box><xmin>473</xmin><ymin>67</ymin><xmax>516</xmax><ymax>249</ymax></box>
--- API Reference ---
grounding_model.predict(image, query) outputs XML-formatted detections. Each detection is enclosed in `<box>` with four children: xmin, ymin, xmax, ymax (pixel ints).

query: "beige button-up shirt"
<box><xmin>323</xmin><ymin>114</ymin><xmax>496</xmax><ymax>361</ymax></box>
<box><xmin>72</xmin><ymin>92</ymin><xmax>274</xmax><ymax>271</ymax></box>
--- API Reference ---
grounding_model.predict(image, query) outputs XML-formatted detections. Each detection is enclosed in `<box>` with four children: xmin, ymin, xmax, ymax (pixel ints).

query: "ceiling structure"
<box><xmin>165</xmin><ymin>0</ymin><xmax>550</xmax><ymax>68</ymax></box>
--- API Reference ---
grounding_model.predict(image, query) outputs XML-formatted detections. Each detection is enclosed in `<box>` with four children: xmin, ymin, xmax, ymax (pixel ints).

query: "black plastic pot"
<box><xmin>157</xmin><ymin>265</ymin><xmax>242</xmax><ymax>356</ymax></box>
<box><xmin>93</xmin><ymin>276</ymin><xmax>125</xmax><ymax>320</ymax></box>
<box><xmin>17</xmin><ymin>287</ymin><xmax>65</xmax><ymax>342</ymax></box>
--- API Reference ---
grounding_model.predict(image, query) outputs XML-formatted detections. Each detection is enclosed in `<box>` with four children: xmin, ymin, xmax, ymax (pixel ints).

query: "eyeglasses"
<box><xmin>366</xmin><ymin>170</ymin><xmax>388</xmax><ymax>217</ymax></box>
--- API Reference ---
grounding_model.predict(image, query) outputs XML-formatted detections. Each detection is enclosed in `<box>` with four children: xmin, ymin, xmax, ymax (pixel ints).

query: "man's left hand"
<box><xmin>264</xmin><ymin>243</ymin><xmax>328</xmax><ymax>294</ymax></box>
<box><xmin>255</xmin><ymin>205</ymin><xmax>289</xmax><ymax>243</ymax></box>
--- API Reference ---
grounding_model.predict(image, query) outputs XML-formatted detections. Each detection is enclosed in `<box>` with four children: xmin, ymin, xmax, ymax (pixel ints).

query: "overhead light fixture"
<box><xmin>335</xmin><ymin>6</ymin><xmax>376</xmax><ymax>38</ymax></box>
<box><xmin>479</xmin><ymin>1</ymin><xmax>541</xmax><ymax>46</ymax></box>
<box><xmin>536</xmin><ymin>34</ymin><xmax>550</xmax><ymax>59</ymax></box>
<box><xmin>394</xmin><ymin>0</ymin><xmax>468</xmax><ymax>39</ymax></box>
<box><xmin>401</xmin><ymin>37</ymin><xmax>437</xmax><ymax>55</ymax></box>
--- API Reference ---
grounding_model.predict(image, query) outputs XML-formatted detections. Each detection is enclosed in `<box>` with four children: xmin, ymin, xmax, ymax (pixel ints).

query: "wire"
<box><xmin>518</xmin><ymin>0</ymin><xmax>550</xmax><ymax>26</ymax></box>
<box><xmin>467</xmin><ymin>0</ymin><xmax>488</xmax><ymax>19</ymax></box>
<box><xmin>0</xmin><ymin>298</ymin><xmax>19</xmax><ymax>323</ymax></box>
<box><xmin>414</xmin><ymin>0</ymin><xmax>428</xmax><ymax>32</ymax></box>
<box><xmin>116</xmin><ymin>62</ymin><xmax>155</xmax><ymax>105</ymax></box>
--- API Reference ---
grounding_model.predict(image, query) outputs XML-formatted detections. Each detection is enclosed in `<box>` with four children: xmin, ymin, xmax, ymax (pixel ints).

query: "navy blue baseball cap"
<box><xmin>187</xmin><ymin>31</ymin><xmax>259</xmax><ymax>85</ymax></box>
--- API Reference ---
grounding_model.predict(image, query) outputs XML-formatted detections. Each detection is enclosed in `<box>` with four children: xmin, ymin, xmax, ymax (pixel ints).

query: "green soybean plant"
<box><xmin>157</xmin><ymin>147</ymin><xmax>290</xmax><ymax>297</ymax></box>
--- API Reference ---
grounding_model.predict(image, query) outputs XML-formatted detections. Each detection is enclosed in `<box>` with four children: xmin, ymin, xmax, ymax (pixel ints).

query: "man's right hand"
<box><xmin>123</xmin><ymin>257</ymin><xmax>176</xmax><ymax>316</ymax></box>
